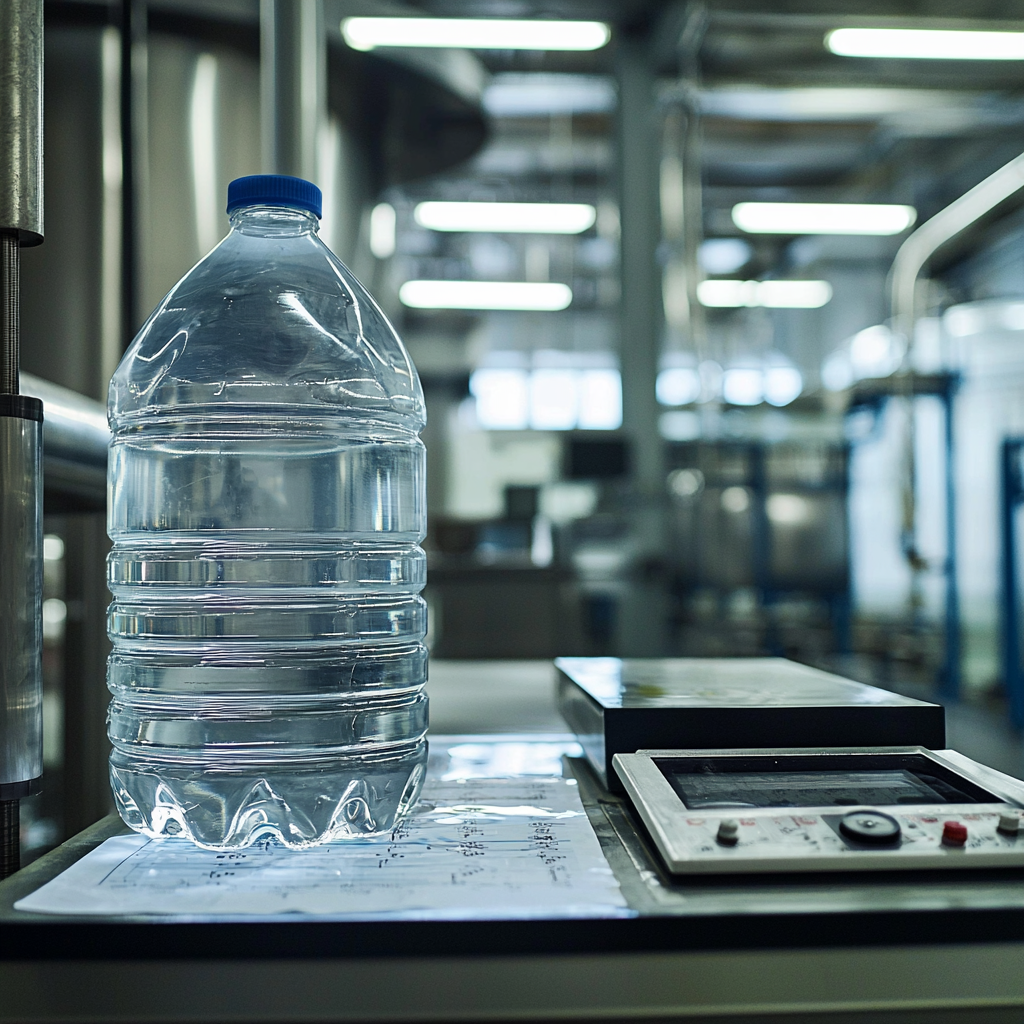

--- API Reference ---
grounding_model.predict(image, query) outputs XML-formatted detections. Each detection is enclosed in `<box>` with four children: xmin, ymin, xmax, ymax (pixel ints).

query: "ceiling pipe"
<box><xmin>891</xmin><ymin>149</ymin><xmax>1024</xmax><ymax>347</ymax></box>
<box><xmin>261</xmin><ymin>0</ymin><xmax>325</xmax><ymax>181</ymax></box>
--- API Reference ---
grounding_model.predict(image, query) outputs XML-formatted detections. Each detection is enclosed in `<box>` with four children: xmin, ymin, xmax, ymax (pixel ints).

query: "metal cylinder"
<box><xmin>0</xmin><ymin>0</ymin><xmax>44</xmax><ymax>246</ymax></box>
<box><xmin>0</xmin><ymin>397</ymin><xmax>43</xmax><ymax>802</ymax></box>
<box><xmin>21</xmin><ymin>372</ymin><xmax>110</xmax><ymax>507</ymax></box>
<box><xmin>261</xmin><ymin>0</ymin><xmax>325</xmax><ymax>180</ymax></box>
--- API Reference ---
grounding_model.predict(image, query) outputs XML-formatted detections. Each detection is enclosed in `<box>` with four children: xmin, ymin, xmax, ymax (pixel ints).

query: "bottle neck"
<box><xmin>229</xmin><ymin>205</ymin><xmax>320</xmax><ymax>236</ymax></box>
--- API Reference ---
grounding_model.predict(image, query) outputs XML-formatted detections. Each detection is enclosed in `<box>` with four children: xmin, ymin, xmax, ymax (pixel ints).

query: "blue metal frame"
<box><xmin>1000</xmin><ymin>438</ymin><xmax>1024</xmax><ymax>727</ymax></box>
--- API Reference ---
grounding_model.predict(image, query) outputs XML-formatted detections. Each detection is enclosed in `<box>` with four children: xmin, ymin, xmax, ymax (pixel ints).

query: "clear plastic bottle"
<box><xmin>106</xmin><ymin>175</ymin><xmax>427</xmax><ymax>849</ymax></box>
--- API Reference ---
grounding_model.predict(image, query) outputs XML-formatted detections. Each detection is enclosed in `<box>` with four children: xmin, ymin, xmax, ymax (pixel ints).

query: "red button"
<box><xmin>942</xmin><ymin>821</ymin><xmax>968</xmax><ymax>846</ymax></box>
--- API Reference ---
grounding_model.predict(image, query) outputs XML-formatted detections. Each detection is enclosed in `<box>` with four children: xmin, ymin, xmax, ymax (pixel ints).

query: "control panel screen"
<box><xmin>655</xmin><ymin>755</ymin><xmax>998</xmax><ymax>809</ymax></box>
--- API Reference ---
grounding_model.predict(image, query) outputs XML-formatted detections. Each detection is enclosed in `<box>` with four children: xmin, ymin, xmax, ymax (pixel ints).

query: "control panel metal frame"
<box><xmin>613</xmin><ymin>746</ymin><xmax>1024</xmax><ymax>875</ymax></box>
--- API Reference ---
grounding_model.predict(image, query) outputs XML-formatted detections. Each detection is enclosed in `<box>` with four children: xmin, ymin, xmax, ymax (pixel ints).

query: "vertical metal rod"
<box><xmin>261</xmin><ymin>0</ymin><xmax>325</xmax><ymax>180</ymax></box>
<box><xmin>120</xmin><ymin>0</ymin><xmax>144</xmax><ymax>345</ymax></box>
<box><xmin>941</xmin><ymin>379</ymin><xmax>961</xmax><ymax>701</ymax></box>
<box><xmin>0</xmin><ymin>801</ymin><xmax>18</xmax><ymax>878</ymax></box>
<box><xmin>1</xmin><ymin>233</ymin><xmax>18</xmax><ymax>395</ymax></box>
<box><xmin>836</xmin><ymin>443</ymin><xmax>853</xmax><ymax>655</ymax></box>
<box><xmin>1000</xmin><ymin>439</ymin><xmax>1023</xmax><ymax>725</ymax></box>
<box><xmin>614</xmin><ymin>34</ymin><xmax>668</xmax><ymax>657</ymax></box>
<box><xmin>616</xmin><ymin>35</ymin><xmax>663</xmax><ymax>499</ymax></box>
<box><xmin>680</xmin><ymin>99</ymin><xmax>706</xmax><ymax>364</ymax></box>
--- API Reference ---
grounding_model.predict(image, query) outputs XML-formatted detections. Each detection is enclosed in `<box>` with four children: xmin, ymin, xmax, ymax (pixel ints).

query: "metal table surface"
<box><xmin>7</xmin><ymin>733</ymin><xmax>1024</xmax><ymax>1022</ymax></box>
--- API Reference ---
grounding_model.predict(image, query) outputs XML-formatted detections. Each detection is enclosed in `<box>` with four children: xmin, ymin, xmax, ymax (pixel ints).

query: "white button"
<box><xmin>717</xmin><ymin>818</ymin><xmax>739</xmax><ymax>846</ymax></box>
<box><xmin>998</xmin><ymin>812</ymin><xmax>1021</xmax><ymax>836</ymax></box>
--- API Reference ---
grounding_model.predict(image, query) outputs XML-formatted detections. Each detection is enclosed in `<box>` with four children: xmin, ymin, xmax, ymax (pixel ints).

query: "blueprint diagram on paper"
<box><xmin>15</xmin><ymin>774</ymin><xmax>627</xmax><ymax>919</ymax></box>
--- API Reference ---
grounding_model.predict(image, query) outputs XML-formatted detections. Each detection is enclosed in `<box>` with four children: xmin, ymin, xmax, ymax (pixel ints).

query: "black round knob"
<box><xmin>839</xmin><ymin>810</ymin><xmax>901</xmax><ymax>845</ymax></box>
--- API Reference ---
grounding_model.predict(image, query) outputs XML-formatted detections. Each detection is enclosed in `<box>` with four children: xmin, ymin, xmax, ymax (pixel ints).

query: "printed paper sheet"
<box><xmin>16</xmin><ymin>768</ymin><xmax>626</xmax><ymax>920</ymax></box>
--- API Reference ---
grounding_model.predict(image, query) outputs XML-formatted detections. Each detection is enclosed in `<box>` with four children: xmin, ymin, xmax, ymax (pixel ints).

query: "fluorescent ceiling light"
<box><xmin>732</xmin><ymin>202</ymin><xmax>916</xmax><ymax>236</ymax></box>
<box><xmin>342</xmin><ymin>18</ymin><xmax>611</xmax><ymax>52</ymax></box>
<box><xmin>415</xmin><ymin>202</ymin><xmax>596</xmax><ymax>234</ymax></box>
<box><xmin>484</xmin><ymin>74</ymin><xmax>616</xmax><ymax>117</ymax></box>
<box><xmin>827</xmin><ymin>28</ymin><xmax>1024</xmax><ymax>61</ymax></box>
<box><xmin>699</xmin><ymin>87</ymin><xmax>970</xmax><ymax>122</ymax></box>
<box><xmin>400</xmin><ymin>280</ymin><xmax>572</xmax><ymax>311</ymax></box>
<box><xmin>698</xmin><ymin>280</ymin><xmax>832</xmax><ymax>309</ymax></box>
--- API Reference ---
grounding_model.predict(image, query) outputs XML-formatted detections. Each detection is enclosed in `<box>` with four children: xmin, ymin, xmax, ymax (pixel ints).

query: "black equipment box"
<box><xmin>555</xmin><ymin>657</ymin><xmax>946</xmax><ymax>792</ymax></box>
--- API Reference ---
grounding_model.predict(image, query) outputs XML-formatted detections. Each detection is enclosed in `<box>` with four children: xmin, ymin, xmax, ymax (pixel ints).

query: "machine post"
<box><xmin>0</xmin><ymin>0</ymin><xmax>45</xmax><ymax>879</ymax></box>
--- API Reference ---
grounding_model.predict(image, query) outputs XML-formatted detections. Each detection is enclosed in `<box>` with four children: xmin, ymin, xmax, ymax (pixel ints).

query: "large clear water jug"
<box><xmin>106</xmin><ymin>175</ymin><xmax>427</xmax><ymax>849</ymax></box>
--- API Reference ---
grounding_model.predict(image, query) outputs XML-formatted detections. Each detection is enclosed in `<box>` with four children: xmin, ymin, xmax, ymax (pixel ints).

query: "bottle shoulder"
<box><xmin>109</xmin><ymin>231</ymin><xmax>424</xmax><ymax>431</ymax></box>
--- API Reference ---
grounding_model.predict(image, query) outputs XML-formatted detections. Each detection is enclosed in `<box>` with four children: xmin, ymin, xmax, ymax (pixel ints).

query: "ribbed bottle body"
<box><xmin>107</xmin><ymin>418</ymin><xmax>427</xmax><ymax>848</ymax></box>
<box><xmin>106</xmin><ymin>194</ymin><xmax>428</xmax><ymax>849</ymax></box>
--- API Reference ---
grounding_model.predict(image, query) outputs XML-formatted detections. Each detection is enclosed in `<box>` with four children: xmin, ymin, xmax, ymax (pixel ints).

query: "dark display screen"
<box><xmin>656</xmin><ymin>755</ymin><xmax>999</xmax><ymax>810</ymax></box>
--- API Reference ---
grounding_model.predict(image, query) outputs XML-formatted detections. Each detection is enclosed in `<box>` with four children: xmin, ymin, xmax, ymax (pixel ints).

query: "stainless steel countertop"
<box><xmin>4</xmin><ymin>665</ymin><xmax>1024</xmax><ymax>1021</ymax></box>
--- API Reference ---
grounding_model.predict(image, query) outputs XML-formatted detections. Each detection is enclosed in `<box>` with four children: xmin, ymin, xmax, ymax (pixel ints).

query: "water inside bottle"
<box><xmin>106</xmin><ymin>179</ymin><xmax>428</xmax><ymax>849</ymax></box>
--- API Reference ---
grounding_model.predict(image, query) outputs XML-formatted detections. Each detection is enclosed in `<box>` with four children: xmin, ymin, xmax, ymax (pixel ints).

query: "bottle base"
<box><xmin>109</xmin><ymin>740</ymin><xmax>427</xmax><ymax>850</ymax></box>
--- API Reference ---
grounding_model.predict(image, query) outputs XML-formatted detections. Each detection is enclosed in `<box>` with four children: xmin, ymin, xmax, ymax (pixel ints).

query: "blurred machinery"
<box><xmin>426</xmin><ymin>431</ymin><xmax>854</xmax><ymax>665</ymax></box>
<box><xmin>666</xmin><ymin>438</ymin><xmax>849</xmax><ymax>660</ymax></box>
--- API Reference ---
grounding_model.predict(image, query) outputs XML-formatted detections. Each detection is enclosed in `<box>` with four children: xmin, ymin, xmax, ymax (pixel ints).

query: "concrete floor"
<box><xmin>427</xmin><ymin>658</ymin><xmax>1024</xmax><ymax>783</ymax></box>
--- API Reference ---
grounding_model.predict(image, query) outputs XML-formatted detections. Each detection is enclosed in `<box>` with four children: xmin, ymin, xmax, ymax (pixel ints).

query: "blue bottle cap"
<box><xmin>226</xmin><ymin>175</ymin><xmax>322</xmax><ymax>219</ymax></box>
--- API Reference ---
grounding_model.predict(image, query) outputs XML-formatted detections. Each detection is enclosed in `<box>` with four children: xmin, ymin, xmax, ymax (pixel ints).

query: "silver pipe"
<box><xmin>21</xmin><ymin>374</ymin><xmax>110</xmax><ymax>469</ymax></box>
<box><xmin>0</xmin><ymin>0</ymin><xmax>43</xmax><ymax>247</ymax></box>
<box><xmin>1</xmin><ymin>234</ymin><xmax>18</xmax><ymax>395</ymax></box>
<box><xmin>616</xmin><ymin>36</ymin><xmax>663</xmax><ymax>498</ymax></box>
<box><xmin>886</xmin><ymin>150</ymin><xmax>1024</xmax><ymax>673</ymax></box>
<box><xmin>890</xmin><ymin>150</ymin><xmax>1024</xmax><ymax>346</ymax></box>
<box><xmin>21</xmin><ymin>374</ymin><xmax>110</xmax><ymax>506</ymax></box>
<box><xmin>260</xmin><ymin>0</ymin><xmax>325</xmax><ymax>180</ymax></box>
<box><xmin>0</xmin><ymin>0</ymin><xmax>43</xmax><ymax>879</ymax></box>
